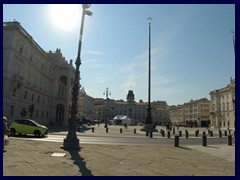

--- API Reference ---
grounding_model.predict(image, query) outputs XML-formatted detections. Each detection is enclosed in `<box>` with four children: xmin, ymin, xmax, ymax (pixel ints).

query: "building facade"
<box><xmin>92</xmin><ymin>90</ymin><xmax>169</xmax><ymax>125</ymax></box>
<box><xmin>169</xmin><ymin>98</ymin><xmax>210</xmax><ymax>127</ymax></box>
<box><xmin>184</xmin><ymin>98</ymin><xmax>210</xmax><ymax>127</ymax></box>
<box><xmin>169</xmin><ymin>105</ymin><xmax>185</xmax><ymax>126</ymax></box>
<box><xmin>3</xmin><ymin>21</ymin><xmax>75</xmax><ymax>126</ymax></box>
<box><xmin>78</xmin><ymin>87</ymin><xmax>94</xmax><ymax>122</ymax></box>
<box><xmin>209</xmin><ymin>78</ymin><xmax>235</xmax><ymax>129</ymax></box>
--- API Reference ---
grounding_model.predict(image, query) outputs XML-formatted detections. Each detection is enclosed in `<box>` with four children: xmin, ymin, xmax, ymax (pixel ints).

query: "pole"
<box><xmin>104</xmin><ymin>87</ymin><xmax>111</xmax><ymax>128</ymax></box>
<box><xmin>63</xmin><ymin>5</ymin><xmax>92</xmax><ymax>150</ymax></box>
<box><xmin>146</xmin><ymin>16</ymin><xmax>152</xmax><ymax>125</ymax></box>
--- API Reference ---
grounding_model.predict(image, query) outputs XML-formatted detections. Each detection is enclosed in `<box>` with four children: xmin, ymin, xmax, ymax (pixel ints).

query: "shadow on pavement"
<box><xmin>204</xmin><ymin>146</ymin><xmax>220</xmax><ymax>149</ymax></box>
<box><xmin>66</xmin><ymin>149</ymin><xmax>93</xmax><ymax>176</ymax></box>
<box><xmin>177</xmin><ymin>146</ymin><xmax>192</xmax><ymax>151</ymax></box>
<box><xmin>9</xmin><ymin>134</ymin><xmax>48</xmax><ymax>138</ymax></box>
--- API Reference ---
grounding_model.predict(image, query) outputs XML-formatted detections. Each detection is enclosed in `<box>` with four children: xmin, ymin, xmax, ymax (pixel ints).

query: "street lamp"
<box><xmin>63</xmin><ymin>4</ymin><xmax>92</xmax><ymax>150</ymax></box>
<box><xmin>103</xmin><ymin>87</ymin><xmax>111</xmax><ymax>128</ymax></box>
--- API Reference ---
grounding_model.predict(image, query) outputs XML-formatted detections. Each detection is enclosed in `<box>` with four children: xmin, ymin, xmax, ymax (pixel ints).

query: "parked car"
<box><xmin>9</xmin><ymin>118</ymin><xmax>48</xmax><ymax>137</ymax></box>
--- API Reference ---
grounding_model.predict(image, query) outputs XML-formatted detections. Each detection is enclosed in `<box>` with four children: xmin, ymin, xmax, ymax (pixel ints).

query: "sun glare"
<box><xmin>49</xmin><ymin>4</ymin><xmax>81</xmax><ymax>31</ymax></box>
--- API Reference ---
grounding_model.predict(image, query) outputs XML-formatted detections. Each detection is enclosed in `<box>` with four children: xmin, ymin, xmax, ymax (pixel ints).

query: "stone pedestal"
<box><xmin>141</xmin><ymin>124</ymin><xmax>156</xmax><ymax>132</ymax></box>
<box><xmin>63</xmin><ymin>137</ymin><xmax>80</xmax><ymax>150</ymax></box>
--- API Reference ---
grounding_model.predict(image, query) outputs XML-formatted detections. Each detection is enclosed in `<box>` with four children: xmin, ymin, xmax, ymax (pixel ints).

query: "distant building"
<box><xmin>169</xmin><ymin>98</ymin><xmax>210</xmax><ymax>127</ymax></box>
<box><xmin>78</xmin><ymin>87</ymin><xmax>94</xmax><ymax>122</ymax></box>
<box><xmin>3</xmin><ymin>21</ymin><xmax>75</xmax><ymax>126</ymax></box>
<box><xmin>92</xmin><ymin>89</ymin><xmax>169</xmax><ymax>125</ymax></box>
<box><xmin>209</xmin><ymin>78</ymin><xmax>235</xmax><ymax>129</ymax></box>
<box><xmin>184</xmin><ymin>98</ymin><xmax>210</xmax><ymax>127</ymax></box>
<box><xmin>169</xmin><ymin>105</ymin><xmax>184</xmax><ymax>126</ymax></box>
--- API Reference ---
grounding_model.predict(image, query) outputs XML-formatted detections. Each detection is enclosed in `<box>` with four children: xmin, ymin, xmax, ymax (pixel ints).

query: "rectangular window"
<box><xmin>37</xmin><ymin>96</ymin><xmax>40</xmax><ymax>103</ymax></box>
<box><xmin>32</xmin><ymin>94</ymin><xmax>34</xmax><ymax>102</ymax></box>
<box><xmin>12</xmin><ymin>87</ymin><xmax>17</xmax><ymax>97</ymax></box>
<box><xmin>24</xmin><ymin>91</ymin><xmax>28</xmax><ymax>100</ymax></box>
<box><xmin>41</xmin><ymin>111</ymin><xmax>44</xmax><ymax>118</ymax></box>
<box><xmin>36</xmin><ymin>110</ymin><xmax>39</xmax><ymax>118</ymax></box>
<box><xmin>10</xmin><ymin>105</ymin><xmax>14</xmax><ymax>116</ymax></box>
<box><xmin>46</xmin><ymin>112</ymin><xmax>48</xmax><ymax>118</ymax></box>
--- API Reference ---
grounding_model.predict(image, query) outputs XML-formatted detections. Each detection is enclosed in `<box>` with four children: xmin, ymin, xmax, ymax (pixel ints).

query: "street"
<box><xmin>9</xmin><ymin>127</ymin><xmax>234</xmax><ymax>146</ymax></box>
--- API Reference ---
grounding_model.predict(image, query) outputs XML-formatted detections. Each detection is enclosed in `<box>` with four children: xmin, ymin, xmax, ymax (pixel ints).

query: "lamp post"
<box><xmin>63</xmin><ymin>4</ymin><xmax>92</xmax><ymax>150</ymax></box>
<box><xmin>144</xmin><ymin>16</ymin><xmax>154</xmax><ymax>132</ymax></box>
<box><xmin>103</xmin><ymin>87</ymin><xmax>111</xmax><ymax>128</ymax></box>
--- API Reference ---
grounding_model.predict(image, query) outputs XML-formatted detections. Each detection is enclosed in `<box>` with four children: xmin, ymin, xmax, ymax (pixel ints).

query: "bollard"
<box><xmin>92</xmin><ymin>127</ymin><xmax>94</xmax><ymax>133</ymax></box>
<box><xmin>228</xmin><ymin>135</ymin><xmax>232</xmax><ymax>146</ymax></box>
<box><xmin>167</xmin><ymin>131</ymin><xmax>171</xmax><ymax>138</ymax></box>
<box><xmin>185</xmin><ymin>130</ymin><xmax>188</xmax><ymax>138</ymax></box>
<box><xmin>179</xmin><ymin>131</ymin><xmax>182</xmax><ymax>137</ymax></box>
<box><xmin>173</xmin><ymin>128</ymin><xmax>175</xmax><ymax>135</ymax></box>
<box><xmin>146</xmin><ymin>131</ymin><xmax>149</xmax><ymax>137</ymax></box>
<box><xmin>106</xmin><ymin>127</ymin><xmax>108</xmax><ymax>133</ymax></box>
<box><xmin>219</xmin><ymin>130</ymin><xmax>222</xmax><ymax>138</ymax></box>
<box><xmin>134</xmin><ymin>129</ymin><xmax>136</xmax><ymax>134</ymax></box>
<box><xmin>120</xmin><ymin>128</ymin><xmax>122</xmax><ymax>133</ymax></box>
<box><xmin>162</xmin><ymin>130</ymin><xmax>165</xmax><ymax>137</ymax></box>
<box><xmin>202</xmin><ymin>135</ymin><xmax>207</xmax><ymax>146</ymax></box>
<box><xmin>229</xmin><ymin>129</ymin><xmax>231</xmax><ymax>134</ymax></box>
<box><xmin>210</xmin><ymin>131</ymin><xmax>213</xmax><ymax>137</ymax></box>
<box><xmin>150</xmin><ymin>131</ymin><xmax>153</xmax><ymax>138</ymax></box>
<box><xmin>174</xmin><ymin>135</ymin><xmax>179</xmax><ymax>147</ymax></box>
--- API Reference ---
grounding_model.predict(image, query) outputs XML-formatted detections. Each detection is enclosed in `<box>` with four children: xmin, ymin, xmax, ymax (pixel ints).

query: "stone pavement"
<box><xmin>3</xmin><ymin>125</ymin><xmax>235</xmax><ymax>176</ymax></box>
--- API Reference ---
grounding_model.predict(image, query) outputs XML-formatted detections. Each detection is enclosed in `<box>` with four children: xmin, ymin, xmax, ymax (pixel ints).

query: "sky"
<box><xmin>3</xmin><ymin>4</ymin><xmax>235</xmax><ymax>106</ymax></box>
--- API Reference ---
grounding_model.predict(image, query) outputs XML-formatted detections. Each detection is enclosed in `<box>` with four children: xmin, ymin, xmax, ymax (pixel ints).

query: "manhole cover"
<box><xmin>51</xmin><ymin>153</ymin><xmax>66</xmax><ymax>157</ymax></box>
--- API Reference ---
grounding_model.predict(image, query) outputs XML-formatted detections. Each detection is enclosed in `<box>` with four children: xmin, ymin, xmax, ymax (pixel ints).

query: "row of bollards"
<box><xmin>174</xmin><ymin>132</ymin><xmax>233</xmax><ymax>147</ymax></box>
<box><xmin>91</xmin><ymin>127</ymin><xmax>234</xmax><ymax>146</ymax></box>
<box><xmin>90</xmin><ymin>127</ymin><xmax>233</xmax><ymax>147</ymax></box>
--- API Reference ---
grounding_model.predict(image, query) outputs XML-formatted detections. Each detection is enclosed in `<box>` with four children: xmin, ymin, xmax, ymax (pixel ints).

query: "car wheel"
<box><xmin>34</xmin><ymin>130</ymin><xmax>41</xmax><ymax>137</ymax></box>
<box><xmin>10</xmin><ymin>128</ymin><xmax>16</xmax><ymax>136</ymax></box>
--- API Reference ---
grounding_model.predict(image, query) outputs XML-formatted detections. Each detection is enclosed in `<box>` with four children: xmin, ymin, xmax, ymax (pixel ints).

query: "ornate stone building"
<box><xmin>3</xmin><ymin>21</ymin><xmax>75</xmax><ymax>126</ymax></box>
<box><xmin>92</xmin><ymin>89</ymin><xmax>169</xmax><ymax>125</ymax></box>
<box><xmin>209</xmin><ymin>78</ymin><xmax>235</xmax><ymax>129</ymax></box>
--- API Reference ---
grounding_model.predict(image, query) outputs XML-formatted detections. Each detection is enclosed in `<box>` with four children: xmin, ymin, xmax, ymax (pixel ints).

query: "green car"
<box><xmin>9</xmin><ymin>118</ymin><xmax>48</xmax><ymax>137</ymax></box>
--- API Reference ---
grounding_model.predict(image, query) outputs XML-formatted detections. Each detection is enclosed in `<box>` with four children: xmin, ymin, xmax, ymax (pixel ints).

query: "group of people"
<box><xmin>3</xmin><ymin>116</ymin><xmax>9</xmax><ymax>151</ymax></box>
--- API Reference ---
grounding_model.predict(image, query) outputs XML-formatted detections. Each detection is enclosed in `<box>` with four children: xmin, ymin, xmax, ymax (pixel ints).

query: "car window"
<box><xmin>29</xmin><ymin>121</ymin><xmax>37</xmax><ymax>126</ymax></box>
<box><xmin>16</xmin><ymin>119</ymin><xmax>25</xmax><ymax>125</ymax></box>
<box><xmin>23</xmin><ymin>120</ymin><xmax>30</xmax><ymax>125</ymax></box>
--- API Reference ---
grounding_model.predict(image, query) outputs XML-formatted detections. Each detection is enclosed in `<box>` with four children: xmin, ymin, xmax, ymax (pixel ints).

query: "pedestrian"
<box><xmin>3</xmin><ymin>116</ymin><xmax>9</xmax><ymax>151</ymax></box>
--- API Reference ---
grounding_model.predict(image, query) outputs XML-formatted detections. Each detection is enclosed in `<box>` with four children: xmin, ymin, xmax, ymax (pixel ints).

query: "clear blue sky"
<box><xmin>3</xmin><ymin>4</ymin><xmax>235</xmax><ymax>106</ymax></box>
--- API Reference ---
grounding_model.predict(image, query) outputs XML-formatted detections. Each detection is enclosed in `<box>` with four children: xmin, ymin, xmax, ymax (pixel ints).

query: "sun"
<box><xmin>49</xmin><ymin>4</ymin><xmax>81</xmax><ymax>31</ymax></box>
